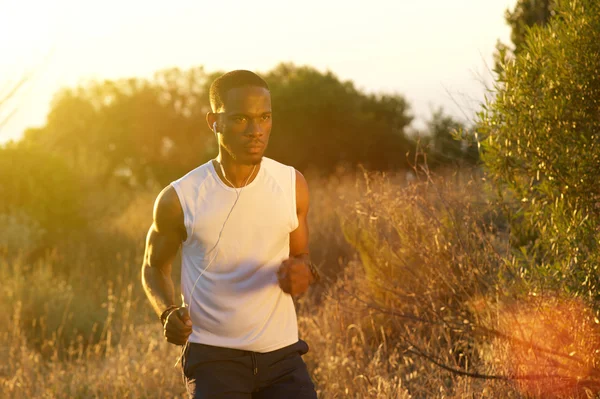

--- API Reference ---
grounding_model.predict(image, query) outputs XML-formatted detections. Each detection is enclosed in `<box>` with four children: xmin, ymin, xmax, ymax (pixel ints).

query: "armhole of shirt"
<box><xmin>170</xmin><ymin>181</ymin><xmax>194</xmax><ymax>246</ymax></box>
<box><xmin>290</xmin><ymin>167</ymin><xmax>299</xmax><ymax>231</ymax></box>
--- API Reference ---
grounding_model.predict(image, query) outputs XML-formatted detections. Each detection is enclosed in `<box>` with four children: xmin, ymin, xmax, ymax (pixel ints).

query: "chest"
<box><xmin>190</xmin><ymin>184</ymin><xmax>295</xmax><ymax>256</ymax></box>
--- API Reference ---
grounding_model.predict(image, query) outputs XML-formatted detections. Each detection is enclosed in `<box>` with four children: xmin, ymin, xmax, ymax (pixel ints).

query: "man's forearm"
<box><xmin>142</xmin><ymin>264</ymin><xmax>176</xmax><ymax>317</ymax></box>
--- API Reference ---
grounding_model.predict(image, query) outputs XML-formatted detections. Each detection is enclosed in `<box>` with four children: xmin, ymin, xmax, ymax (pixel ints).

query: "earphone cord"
<box><xmin>174</xmin><ymin>161</ymin><xmax>257</xmax><ymax>367</ymax></box>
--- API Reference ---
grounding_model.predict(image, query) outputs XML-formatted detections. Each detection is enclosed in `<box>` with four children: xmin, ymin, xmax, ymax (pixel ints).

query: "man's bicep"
<box><xmin>154</xmin><ymin>185</ymin><xmax>186</xmax><ymax>240</ymax></box>
<box><xmin>144</xmin><ymin>185</ymin><xmax>186</xmax><ymax>271</ymax></box>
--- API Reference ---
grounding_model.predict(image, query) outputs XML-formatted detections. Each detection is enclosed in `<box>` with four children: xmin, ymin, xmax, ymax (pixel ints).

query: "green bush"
<box><xmin>0</xmin><ymin>211</ymin><xmax>45</xmax><ymax>254</ymax></box>
<box><xmin>0</xmin><ymin>257</ymin><xmax>105</xmax><ymax>355</ymax></box>
<box><xmin>479</xmin><ymin>0</ymin><xmax>600</xmax><ymax>301</ymax></box>
<box><xmin>0</xmin><ymin>142</ymin><xmax>85</xmax><ymax>253</ymax></box>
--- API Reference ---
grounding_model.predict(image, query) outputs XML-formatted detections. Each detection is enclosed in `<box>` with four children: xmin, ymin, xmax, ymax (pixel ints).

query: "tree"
<box><xmin>480</xmin><ymin>0</ymin><xmax>600</xmax><ymax>301</ymax></box>
<box><xmin>23</xmin><ymin>67</ymin><xmax>217</xmax><ymax>187</ymax></box>
<box><xmin>506</xmin><ymin>0</ymin><xmax>555</xmax><ymax>55</ymax></box>
<box><xmin>421</xmin><ymin>108</ymin><xmax>478</xmax><ymax>167</ymax></box>
<box><xmin>24</xmin><ymin>64</ymin><xmax>416</xmax><ymax>186</ymax></box>
<box><xmin>266</xmin><ymin>64</ymin><xmax>414</xmax><ymax>173</ymax></box>
<box><xmin>495</xmin><ymin>0</ymin><xmax>556</xmax><ymax>75</ymax></box>
<box><xmin>0</xmin><ymin>141</ymin><xmax>85</xmax><ymax>250</ymax></box>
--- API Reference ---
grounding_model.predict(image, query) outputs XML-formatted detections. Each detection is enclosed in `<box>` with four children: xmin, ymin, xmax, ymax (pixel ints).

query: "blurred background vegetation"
<box><xmin>2</xmin><ymin>0</ymin><xmax>600</xmax><ymax>397</ymax></box>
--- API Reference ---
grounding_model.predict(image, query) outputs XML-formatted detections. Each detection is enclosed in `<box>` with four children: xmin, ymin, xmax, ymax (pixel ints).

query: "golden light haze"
<box><xmin>1</xmin><ymin>0</ymin><xmax>515</xmax><ymax>143</ymax></box>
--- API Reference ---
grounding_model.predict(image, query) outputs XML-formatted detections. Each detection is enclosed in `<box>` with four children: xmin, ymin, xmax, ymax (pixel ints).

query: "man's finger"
<box><xmin>166</xmin><ymin>330</ymin><xmax>191</xmax><ymax>343</ymax></box>
<box><xmin>165</xmin><ymin>313</ymin><xmax>192</xmax><ymax>336</ymax></box>
<box><xmin>289</xmin><ymin>261</ymin><xmax>309</xmax><ymax>275</ymax></box>
<box><xmin>280</xmin><ymin>257</ymin><xmax>293</xmax><ymax>266</ymax></box>
<box><xmin>278</xmin><ymin>268</ymin><xmax>288</xmax><ymax>281</ymax></box>
<box><xmin>165</xmin><ymin>318</ymin><xmax>192</xmax><ymax>335</ymax></box>
<box><xmin>277</xmin><ymin>261</ymin><xmax>289</xmax><ymax>274</ymax></box>
<box><xmin>278</xmin><ymin>273</ymin><xmax>291</xmax><ymax>293</ymax></box>
<box><xmin>165</xmin><ymin>334</ymin><xmax>189</xmax><ymax>345</ymax></box>
<box><xmin>166</xmin><ymin>336</ymin><xmax>188</xmax><ymax>345</ymax></box>
<box><xmin>165</xmin><ymin>322</ymin><xmax>192</xmax><ymax>342</ymax></box>
<box><xmin>165</xmin><ymin>322</ymin><xmax>192</xmax><ymax>336</ymax></box>
<box><xmin>177</xmin><ymin>307</ymin><xmax>193</xmax><ymax>327</ymax></box>
<box><xmin>166</xmin><ymin>312</ymin><xmax>186</xmax><ymax>329</ymax></box>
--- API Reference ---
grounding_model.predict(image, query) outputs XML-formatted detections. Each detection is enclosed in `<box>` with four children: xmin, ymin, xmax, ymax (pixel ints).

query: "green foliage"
<box><xmin>266</xmin><ymin>64</ymin><xmax>414</xmax><ymax>173</ymax></box>
<box><xmin>22</xmin><ymin>67</ymin><xmax>217</xmax><ymax>187</ymax></box>
<box><xmin>420</xmin><ymin>108</ymin><xmax>478</xmax><ymax>167</ymax></box>
<box><xmin>480</xmin><ymin>0</ymin><xmax>600</xmax><ymax>300</ymax></box>
<box><xmin>22</xmin><ymin>64</ymin><xmax>415</xmax><ymax>187</ymax></box>
<box><xmin>0</xmin><ymin>211</ymin><xmax>44</xmax><ymax>255</ymax></box>
<box><xmin>0</xmin><ymin>142</ymin><xmax>85</xmax><ymax>251</ymax></box>
<box><xmin>0</xmin><ymin>258</ymin><xmax>98</xmax><ymax>354</ymax></box>
<box><xmin>506</xmin><ymin>0</ymin><xmax>555</xmax><ymax>56</ymax></box>
<box><xmin>494</xmin><ymin>0</ymin><xmax>555</xmax><ymax>76</ymax></box>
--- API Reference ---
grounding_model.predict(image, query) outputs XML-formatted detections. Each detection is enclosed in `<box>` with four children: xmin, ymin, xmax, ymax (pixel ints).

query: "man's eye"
<box><xmin>233</xmin><ymin>117</ymin><xmax>247</xmax><ymax>123</ymax></box>
<box><xmin>261</xmin><ymin>115</ymin><xmax>271</xmax><ymax>121</ymax></box>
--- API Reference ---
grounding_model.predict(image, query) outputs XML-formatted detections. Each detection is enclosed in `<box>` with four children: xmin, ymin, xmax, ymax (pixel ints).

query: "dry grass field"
<box><xmin>1</xmin><ymin>168</ymin><xmax>598</xmax><ymax>398</ymax></box>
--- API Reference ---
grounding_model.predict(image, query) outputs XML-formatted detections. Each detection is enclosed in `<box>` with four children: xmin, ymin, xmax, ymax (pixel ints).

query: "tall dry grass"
<box><xmin>1</xmin><ymin>168</ymin><xmax>599</xmax><ymax>398</ymax></box>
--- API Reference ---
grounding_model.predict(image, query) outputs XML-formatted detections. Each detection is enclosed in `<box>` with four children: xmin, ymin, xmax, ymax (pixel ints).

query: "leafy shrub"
<box><xmin>479</xmin><ymin>0</ymin><xmax>600</xmax><ymax>301</ymax></box>
<box><xmin>0</xmin><ymin>142</ymin><xmax>85</xmax><ymax>254</ymax></box>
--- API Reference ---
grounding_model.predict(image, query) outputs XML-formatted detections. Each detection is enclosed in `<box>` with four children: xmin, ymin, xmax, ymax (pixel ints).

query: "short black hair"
<box><xmin>209</xmin><ymin>70</ymin><xmax>270</xmax><ymax>112</ymax></box>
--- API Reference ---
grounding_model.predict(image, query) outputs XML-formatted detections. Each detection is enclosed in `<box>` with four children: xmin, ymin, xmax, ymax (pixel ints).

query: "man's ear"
<box><xmin>206</xmin><ymin>112</ymin><xmax>217</xmax><ymax>132</ymax></box>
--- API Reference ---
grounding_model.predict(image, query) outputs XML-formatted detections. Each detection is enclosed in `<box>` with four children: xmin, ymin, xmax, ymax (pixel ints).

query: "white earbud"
<box><xmin>213</xmin><ymin>122</ymin><xmax>218</xmax><ymax>142</ymax></box>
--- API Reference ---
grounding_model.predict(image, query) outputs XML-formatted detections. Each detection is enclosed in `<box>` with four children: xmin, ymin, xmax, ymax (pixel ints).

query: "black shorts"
<box><xmin>181</xmin><ymin>339</ymin><xmax>318</xmax><ymax>399</ymax></box>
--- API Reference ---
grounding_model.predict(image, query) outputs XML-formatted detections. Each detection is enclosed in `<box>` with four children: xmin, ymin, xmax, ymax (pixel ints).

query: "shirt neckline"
<box><xmin>208</xmin><ymin>158</ymin><xmax>264</xmax><ymax>192</ymax></box>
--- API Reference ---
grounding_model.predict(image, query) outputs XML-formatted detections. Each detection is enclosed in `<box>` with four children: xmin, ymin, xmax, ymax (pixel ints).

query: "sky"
<box><xmin>0</xmin><ymin>0</ymin><xmax>516</xmax><ymax>144</ymax></box>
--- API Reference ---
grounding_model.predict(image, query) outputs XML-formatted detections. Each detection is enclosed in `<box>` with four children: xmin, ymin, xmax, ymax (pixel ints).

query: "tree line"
<box><xmin>0</xmin><ymin>0</ymin><xmax>562</xmax><ymax>261</ymax></box>
<box><xmin>10</xmin><ymin>64</ymin><xmax>474</xmax><ymax>189</ymax></box>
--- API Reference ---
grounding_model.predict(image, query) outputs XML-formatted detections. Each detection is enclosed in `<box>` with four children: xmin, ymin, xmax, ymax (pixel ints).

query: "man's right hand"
<box><xmin>163</xmin><ymin>306</ymin><xmax>193</xmax><ymax>345</ymax></box>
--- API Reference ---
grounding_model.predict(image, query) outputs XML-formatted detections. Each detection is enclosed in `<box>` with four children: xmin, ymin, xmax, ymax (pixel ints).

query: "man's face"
<box><xmin>218</xmin><ymin>86</ymin><xmax>272</xmax><ymax>165</ymax></box>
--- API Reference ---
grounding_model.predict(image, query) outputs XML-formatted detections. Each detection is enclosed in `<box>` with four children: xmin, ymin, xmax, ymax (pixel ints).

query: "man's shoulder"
<box><xmin>172</xmin><ymin>160</ymin><xmax>213</xmax><ymax>187</ymax></box>
<box><xmin>262</xmin><ymin>157</ymin><xmax>305</xmax><ymax>186</ymax></box>
<box><xmin>262</xmin><ymin>157</ymin><xmax>296</xmax><ymax>174</ymax></box>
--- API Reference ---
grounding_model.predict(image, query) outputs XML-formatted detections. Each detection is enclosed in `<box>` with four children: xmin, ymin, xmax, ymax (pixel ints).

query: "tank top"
<box><xmin>170</xmin><ymin>157</ymin><xmax>299</xmax><ymax>352</ymax></box>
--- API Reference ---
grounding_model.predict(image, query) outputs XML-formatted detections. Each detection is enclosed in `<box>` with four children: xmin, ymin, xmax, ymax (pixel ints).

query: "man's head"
<box><xmin>207</xmin><ymin>70</ymin><xmax>272</xmax><ymax>165</ymax></box>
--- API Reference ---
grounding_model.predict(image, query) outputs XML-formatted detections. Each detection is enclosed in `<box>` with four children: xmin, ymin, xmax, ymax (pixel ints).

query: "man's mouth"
<box><xmin>245</xmin><ymin>143</ymin><xmax>263</xmax><ymax>150</ymax></box>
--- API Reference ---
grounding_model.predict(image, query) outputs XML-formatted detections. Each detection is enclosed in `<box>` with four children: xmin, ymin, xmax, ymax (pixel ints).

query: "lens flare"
<box><xmin>493</xmin><ymin>296</ymin><xmax>600</xmax><ymax>398</ymax></box>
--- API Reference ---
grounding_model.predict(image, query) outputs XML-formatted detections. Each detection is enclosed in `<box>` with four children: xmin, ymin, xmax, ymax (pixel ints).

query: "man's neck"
<box><xmin>214</xmin><ymin>154</ymin><xmax>260</xmax><ymax>188</ymax></box>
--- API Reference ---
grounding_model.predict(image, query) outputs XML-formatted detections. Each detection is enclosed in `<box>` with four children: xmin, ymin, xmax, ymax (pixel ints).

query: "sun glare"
<box><xmin>495</xmin><ymin>296</ymin><xmax>600</xmax><ymax>397</ymax></box>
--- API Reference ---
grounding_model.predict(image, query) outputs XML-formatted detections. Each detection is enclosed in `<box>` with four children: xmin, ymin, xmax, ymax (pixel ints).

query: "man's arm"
<box><xmin>290</xmin><ymin>169</ymin><xmax>310</xmax><ymax>260</ymax></box>
<box><xmin>141</xmin><ymin>185</ymin><xmax>191</xmax><ymax>344</ymax></box>
<box><xmin>277</xmin><ymin>170</ymin><xmax>317</xmax><ymax>296</ymax></box>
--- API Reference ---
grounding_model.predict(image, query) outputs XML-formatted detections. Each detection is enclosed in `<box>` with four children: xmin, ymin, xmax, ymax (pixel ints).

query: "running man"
<box><xmin>142</xmin><ymin>70</ymin><xmax>320</xmax><ymax>398</ymax></box>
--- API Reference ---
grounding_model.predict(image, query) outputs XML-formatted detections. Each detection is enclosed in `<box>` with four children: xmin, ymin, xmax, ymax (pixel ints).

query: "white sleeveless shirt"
<box><xmin>170</xmin><ymin>157</ymin><xmax>299</xmax><ymax>352</ymax></box>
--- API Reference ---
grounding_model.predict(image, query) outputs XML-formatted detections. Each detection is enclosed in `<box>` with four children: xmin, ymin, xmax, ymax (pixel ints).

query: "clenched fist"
<box><xmin>277</xmin><ymin>257</ymin><xmax>315</xmax><ymax>296</ymax></box>
<box><xmin>163</xmin><ymin>306</ymin><xmax>192</xmax><ymax>345</ymax></box>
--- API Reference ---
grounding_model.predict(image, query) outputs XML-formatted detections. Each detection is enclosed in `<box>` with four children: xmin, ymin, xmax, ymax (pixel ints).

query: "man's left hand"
<box><xmin>277</xmin><ymin>257</ymin><xmax>314</xmax><ymax>296</ymax></box>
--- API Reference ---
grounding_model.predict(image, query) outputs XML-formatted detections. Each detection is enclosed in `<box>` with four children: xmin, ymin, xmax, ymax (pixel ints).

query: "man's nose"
<box><xmin>246</xmin><ymin>119</ymin><xmax>264</xmax><ymax>137</ymax></box>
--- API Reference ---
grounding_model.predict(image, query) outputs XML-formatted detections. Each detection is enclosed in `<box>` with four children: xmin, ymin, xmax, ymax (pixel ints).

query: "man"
<box><xmin>141</xmin><ymin>70</ymin><xmax>319</xmax><ymax>398</ymax></box>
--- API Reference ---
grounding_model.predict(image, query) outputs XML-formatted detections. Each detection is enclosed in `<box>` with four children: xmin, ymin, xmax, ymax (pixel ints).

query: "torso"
<box><xmin>170</xmin><ymin>157</ymin><xmax>300</xmax><ymax>352</ymax></box>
